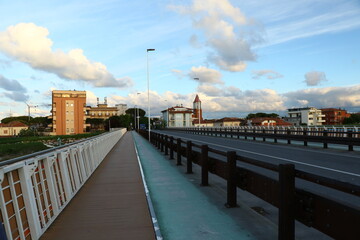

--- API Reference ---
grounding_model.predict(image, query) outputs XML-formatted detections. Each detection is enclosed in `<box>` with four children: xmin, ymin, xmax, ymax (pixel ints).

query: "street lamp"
<box><xmin>193</xmin><ymin>78</ymin><xmax>201</xmax><ymax>127</ymax></box>
<box><xmin>147</xmin><ymin>48</ymin><xmax>155</xmax><ymax>141</ymax></box>
<box><xmin>137</xmin><ymin>93</ymin><xmax>141</xmax><ymax>130</ymax></box>
<box><xmin>134</xmin><ymin>105</ymin><xmax>137</xmax><ymax>130</ymax></box>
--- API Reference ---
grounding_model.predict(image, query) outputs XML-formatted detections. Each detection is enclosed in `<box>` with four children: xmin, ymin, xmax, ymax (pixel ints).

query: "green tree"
<box><xmin>86</xmin><ymin>118</ymin><xmax>104</xmax><ymax>131</ymax></box>
<box><xmin>246</xmin><ymin>112</ymin><xmax>279</xmax><ymax>119</ymax></box>
<box><xmin>126</xmin><ymin>108</ymin><xmax>146</xmax><ymax>117</ymax></box>
<box><xmin>343</xmin><ymin>114</ymin><xmax>360</xmax><ymax>124</ymax></box>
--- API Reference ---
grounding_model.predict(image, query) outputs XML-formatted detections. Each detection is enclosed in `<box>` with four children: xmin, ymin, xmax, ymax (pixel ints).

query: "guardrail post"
<box><xmin>161</xmin><ymin>134</ymin><xmax>164</xmax><ymax>152</ymax></box>
<box><xmin>348</xmin><ymin>130</ymin><xmax>353</xmax><ymax>151</ymax></box>
<box><xmin>237</xmin><ymin>128</ymin><xmax>240</xmax><ymax>139</ymax></box>
<box><xmin>253</xmin><ymin>129</ymin><xmax>256</xmax><ymax>140</ymax></box>
<box><xmin>201</xmin><ymin>145</ymin><xmax>209</xmax><ymax>186</ymax></box>
<box><xmin>278</xmin><ymin>164</ymin><xmax>295</xmax><ymax>240</ymax></box>
<box><xmin>170</xmin><ymin>137</ymin><xmax>174</xmax><ymax>159</ymax></box>
<box><xmin>287</xmin><ymin>129</ymin><xmax>291</xmax><ymax>144</ymax></box>
<box><xmin>263</xmin><ymin>129</ymin><xmax>266</xmax><ymax>142</ymax></box>
<box><xmin>274</xmin><ymin>129</ymin><xmax>278</xmax><ymax>143</ymax></box>
<box><xmin>323</xmin><ymin>130</ymin><xmax>328</xmax><ymax>149</ymax></box>
<box><xmin>186</xmin><ymin>141</ymin><xmax>193</xmax><ymax>174</ymax></box>
<box><xmin>165</xmin><ymin>135</ymin><xmax>169</xmax><ymax>155</ymax></box>
<box><xmin>303</xmin><ymin>130</ymin><xmax>307</xmax><ymax>146</ymax></box>
<box><xmin>245</xmin><ymin>129</ymin><xmax>247</xmax><ymax>140</ymax></box>
<box><xmin>177</xmin><ymin>138</ymin><xmax>182</xmax><ymax>166</ymax></box>
<box><xmin>226</xmin><ymin>151</ymin><xmax>237</xmax><ymax>208</ymax></box>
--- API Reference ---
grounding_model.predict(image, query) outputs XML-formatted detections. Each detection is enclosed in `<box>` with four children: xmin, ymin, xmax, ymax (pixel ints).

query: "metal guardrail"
<box><xmin>139</xmin><ymin>130</ymin><xmax>360</xmax><ymax>240</ymax></box>
<box><xmin>0</xmin><ymin>129</ymin><xmax>126</xmax><ymax>240</ymax></box>
<box><xmin>168</xmin><ymin>127</ymin><xmax>360</xmax><ymax>151</ymax></box>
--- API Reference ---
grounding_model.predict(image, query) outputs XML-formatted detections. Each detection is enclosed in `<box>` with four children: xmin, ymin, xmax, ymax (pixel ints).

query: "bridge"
<box><xmin>0</xmin><ymin>128</ymin><xmax>359</xmax><ymax>239</ymax></box>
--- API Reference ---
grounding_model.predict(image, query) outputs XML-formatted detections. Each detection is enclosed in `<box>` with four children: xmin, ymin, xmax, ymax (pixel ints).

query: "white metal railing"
<box><xmin>0</xmin><ymin>129</ymin><xmax>126</xmax><ymax>240</ymax></box>
<box><xmin>183</xmin><ymin>126</ymin><xmax>359</xmax><ymax>138</ymax></box>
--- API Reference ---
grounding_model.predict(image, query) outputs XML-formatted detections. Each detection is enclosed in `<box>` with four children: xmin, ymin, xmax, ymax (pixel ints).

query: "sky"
<box><xmin>0</xmin><ymin>0</ymin><xmax>360</xmax><ymax>119</ymax></box>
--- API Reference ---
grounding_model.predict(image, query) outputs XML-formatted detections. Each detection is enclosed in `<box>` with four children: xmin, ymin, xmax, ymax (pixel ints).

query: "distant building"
<box><xmin>162</xmin><ymin>105</ymin><xmax>194</xmax><ymax>127</ymax></box>
<box><xmin>248</xmin><ymin>117</ymin><xmax>292</xmax><ymax>127</ymax></box>
<box><xmin>321</xmin><ymin>108</ymin><xmax>350</xmax><ymax>125</ymax></box>
<box><xmin>194</xmin><ymin>119</ymin><xmax>215</xmax><ymax>127</ymax></box>
<box><xmin>51</xmin><ymin>90</ymin><xmax>87</xmax><ymax>135</ymax></box>
<box><xmin>86</xmin><ymin>97</ymin><xmax>118</xmax><ymax>120</ymax></box>
<box><xmin>285</xmin><ymin>107</ymin><xmax>325</xmax><ymax>126</ymax></box>
<box><xmin>115</xmin><ymin>104</ymin><xmax>128</xmax><ymax>116</ymax></box>
<box><xmin>0</xmin><ymin>121</ymin><xmax>28</xmax><ymax>136</ymax></box>
<box><xmin>213</xmin><ymin>118</ymin><xmax>244</xmax><ymax>127</ymax></box>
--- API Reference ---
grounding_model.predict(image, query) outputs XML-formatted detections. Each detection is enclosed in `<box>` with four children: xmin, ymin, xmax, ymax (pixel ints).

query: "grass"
<box><xmin>0</xmin><ymin>131</ymin><xmax>105</xmax><ymax>162</ymax></box>
<box><xmin>0</xmin><ymin>131</ymin><xmax>104</xmax><ymax>145</ymax></box>
<box><xmin>0</xmin><ymin>142</ymin><xmax>49</xmax><ymax>161</ymax></box>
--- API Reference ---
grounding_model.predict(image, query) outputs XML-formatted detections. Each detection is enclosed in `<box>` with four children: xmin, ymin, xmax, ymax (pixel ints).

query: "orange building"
<box><xmin>52</xmin><ymin>90</ymin><xmax>87</xmax><ymax>135</ymax></box>
<box><xmin>321</xmin><ymin>108</ymin><xmax>350</xmax><ymax>125</ymax></box>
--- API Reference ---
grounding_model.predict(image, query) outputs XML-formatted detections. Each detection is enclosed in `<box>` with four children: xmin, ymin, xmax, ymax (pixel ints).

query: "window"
<box><xmin>4</xmin><ymin>130</ymin><xmax>8</xmax><ymax>134</ymax></box>
<box><xmin>66</xmin><ymin>128</ymin><xmax>69</xmax><ymax>132</ymax></box>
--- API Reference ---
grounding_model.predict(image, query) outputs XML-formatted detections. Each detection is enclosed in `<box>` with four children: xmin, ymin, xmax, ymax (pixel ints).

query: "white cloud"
<box><xmin>0</xmin><ymin>23</ymin><xmax>133</xmax><ymax>88</ymax></box>
<box><xmin>252</xmin><ymin>70</ymin><xmax>283</xmax><ymax>80</ymax></box>
<box><xmin>304</xmin><ymin>71</ymin><xmax>327</xmax><ymax>86</ymax></box>
<box><xmin>0</xmin><ymin>75</ymin><xmax>28</xmax><ymax>102</ymax></box>
<box><xmin>188</xmin><ymin>66</ymin><xmax>223</xmax><ymax>84</ymax></box>
<box><xmin>170</xmin><ymin>0</ymin><xmax>261</xmax><ymax>72</ymax></box>
<box><xmin>284</xmin><ymin>85</ymin><xmax>360</xmax><ymax>108</ymax></box>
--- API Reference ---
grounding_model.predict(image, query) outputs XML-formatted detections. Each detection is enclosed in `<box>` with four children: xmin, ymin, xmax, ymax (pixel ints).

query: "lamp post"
<box><xmin>137</xmin><ymin>93</ymin><xmax>141</xmax><ymax>130</ymax></box>
<box><xmin>193</xmin><ymin>78</ymin><xmax>201</xmax><ymax>127</ymax></box>
<box><xmin>147</xmin><ymin>48</ymin><xmax>155</xmax><ymax>141</ymax></box>
<box><xmin>134</xmin><ymin>105</ymin><xmax>137</xmax><ymax>130</ymax></box>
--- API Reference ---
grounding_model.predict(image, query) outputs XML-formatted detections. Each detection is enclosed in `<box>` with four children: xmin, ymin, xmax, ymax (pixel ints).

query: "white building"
<box><xmin>162</xmin><ymin>105</ymin><xmax>194</xmax><ymax>127</ymax></box>
<box><xmin>115</xmin><ymin>104</ymin><xmax>127</xmax><ymax>115</ymax></box>
<box><xmin>287</xmin><ymin>107</ymin><xmax>325</xmax><ymax>126</ymax></box>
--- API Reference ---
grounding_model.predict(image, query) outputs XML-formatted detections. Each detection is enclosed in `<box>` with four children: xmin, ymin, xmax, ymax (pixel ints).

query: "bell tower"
<box><xmin>193</xmin><ymin>94</ymin><xmax>202</xmax><ymax>123</ymax></box>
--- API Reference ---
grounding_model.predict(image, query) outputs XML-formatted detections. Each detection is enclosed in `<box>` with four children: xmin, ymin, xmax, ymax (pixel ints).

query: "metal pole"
<box><xmin>147</xmin><ymin>48</ymin><xmax>155</xmax><ymax>141</ymax></box>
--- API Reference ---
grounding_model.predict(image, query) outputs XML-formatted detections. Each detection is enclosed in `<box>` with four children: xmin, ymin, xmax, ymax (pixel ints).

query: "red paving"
<box><xmin>41</xmin><ymin>132</ymin><xmax>156</xmax><ymax>240</ymax></box>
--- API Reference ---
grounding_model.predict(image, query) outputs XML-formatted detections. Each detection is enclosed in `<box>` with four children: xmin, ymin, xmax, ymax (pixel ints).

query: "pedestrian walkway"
<box><xmin>132</xmin><ymin>132</ymin><xmax>277</xmax><ymax>240</ymax></box>
<box><xmin>41</xmin><ymin>132</ymin><xmax>156</xmax><ymax>240</ymax></box>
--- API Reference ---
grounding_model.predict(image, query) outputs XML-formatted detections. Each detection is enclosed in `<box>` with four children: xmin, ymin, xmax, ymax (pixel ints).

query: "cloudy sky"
<box><xmin>0</xmin><ymin>0</ymin><xmax>359</xmax><ymax>119</ymax></box>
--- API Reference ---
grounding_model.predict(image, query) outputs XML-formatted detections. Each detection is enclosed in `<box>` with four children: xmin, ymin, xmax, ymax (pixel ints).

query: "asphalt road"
<box><xmin>155</xmin><ymin>130</ymin><xmax>360</xmax><ymax>207</ymax></box>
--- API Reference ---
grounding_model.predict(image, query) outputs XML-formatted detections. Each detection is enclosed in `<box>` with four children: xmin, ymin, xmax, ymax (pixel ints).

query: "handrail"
<box><xmin>140</xmin><ymin>130</ymin><xmax>360</xmax><ymax>240</ymax></box>
<box><xmin>0</xmin><ymin>129</ymin><xmax>126</xmax><ymax>240</ymax></box>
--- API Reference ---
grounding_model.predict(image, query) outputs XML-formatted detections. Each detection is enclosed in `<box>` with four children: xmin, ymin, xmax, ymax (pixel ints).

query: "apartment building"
<box><xmin>286</xmin><ymin>107</ymin><xmax>325</xmax><ymax>126</ymax></box>
<box><xmin>162</xmin><ymin>105</ymin><xmax>194</xmax><ymax>127</ymax></box>
<box><xmin>321</xmin><ymin>108</ymin><xmax>350</xmax><ymax>125</ymax></box>
<box><xmin>52</xmin><ymin>90</ymin><xmax>87</xmax><ymax>135</ymax></box>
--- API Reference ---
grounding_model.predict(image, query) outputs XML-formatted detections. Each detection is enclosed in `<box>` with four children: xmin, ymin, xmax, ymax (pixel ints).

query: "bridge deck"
<box><xmin>41</xmin><ymin>132</ymin><xmax>155</xmax><ymax>240</ymax></box>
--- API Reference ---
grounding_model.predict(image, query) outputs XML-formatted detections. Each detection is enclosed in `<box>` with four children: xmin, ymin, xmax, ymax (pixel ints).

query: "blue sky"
<box><xmin>0</xmin><ymin>0</ymin><xmax>359</xmax><ymax>119</ymax></box>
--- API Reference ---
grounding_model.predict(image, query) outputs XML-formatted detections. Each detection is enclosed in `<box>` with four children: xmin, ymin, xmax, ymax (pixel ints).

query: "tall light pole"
<box><xmin>137</xmin><ymin>93</ymin><xmax>141</xmax><ymax>130</ymax></box>
<box><xmin>134</xmin><ymin>105</ymin><xmax>137</xmax><ymax>130</ymax></box>
<box><xmin>147</xmin><ymin>48</ymin><xmax>155</xmax><ymax>141</ymax></box>
<box><xmin>193</xmin><ymin>78</ymin><xmax>201</xmax><ymax>127</ymax></box>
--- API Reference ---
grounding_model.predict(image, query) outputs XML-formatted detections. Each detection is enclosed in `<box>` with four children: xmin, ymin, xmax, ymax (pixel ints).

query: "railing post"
<box><xmin>170</xmin><ymin>137</ymin><xmax>174</xmax><ymax>159</ymax></box>
<box><xmin>348</xmin><ymin>130</ymin><xmax>353</xmax><ymax>151</ymax></box>
<box><xmin>323</xmin><ymin>130</ymin><xmax>328</xmax><ymax>149</ymax></box>
<box><xmin>161</xmin><ymin>134</ymin><xmax>164</xmax><ymax>152</ymax></box>
<box><xmin>165</xmin><ymin>135</ymin><xmax>169</xmax><ymax>155</ymax></box>
<box><xmin>201</xmin><ymin>145</ymin><xmax>209</xmax><ymax>186</ymax></box>
<box><xmin>186</xmin><ymin>141</ymin><xmax>193</xmax><ymax>174</ymax></box>
<box><xmin>274</xmin><ymin>129</ymin><xmax>278</xmax><ymax>143</ymax></box>
<box><xmin>226</xmin><ymin>151</ymin><xmax>237</xmax><ymax>208</ymax></box>
<box><xmin>303</xmin><ymin>130</ymin><xmax>307</xmax><ymax>146</ymax></box>
<box><xmin>237</xmin><ymin>128</ymin><xmax>240</xmax><ymax>139</ymax></box>
<box><xmin>177</xmin><ymin>138</ymin><xmax>182</xmax><ymax>166</ymax></box>
<box><xmin>253</xmin><ymin>129</ymin><xmax>256</xmax><ymax>140</ymax></box>
<box><xmin>263</xmin><ymin>129</ymin><xmax>266</xmax><ymax>142</ymax></box>
<box><xmin>287</xmin><ymin>129</ymin><xmax>291</xmax><ymax>144</ymax></box>
<box><xmin>245</xmin><ymin>129</ymin><xmax>247</xmax><ymax>140</ymax></box>
<box><xmin>278</xmin><ymin>164</ymin><xmax>295</xmax><ymax>240</ymax></box>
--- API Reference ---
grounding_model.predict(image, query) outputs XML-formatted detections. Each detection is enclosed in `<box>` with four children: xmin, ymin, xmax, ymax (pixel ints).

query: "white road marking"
<box><xmin>167</xmin><ymin>133</ymin><xmax>360</xmax><ymax>178</ymax></box>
